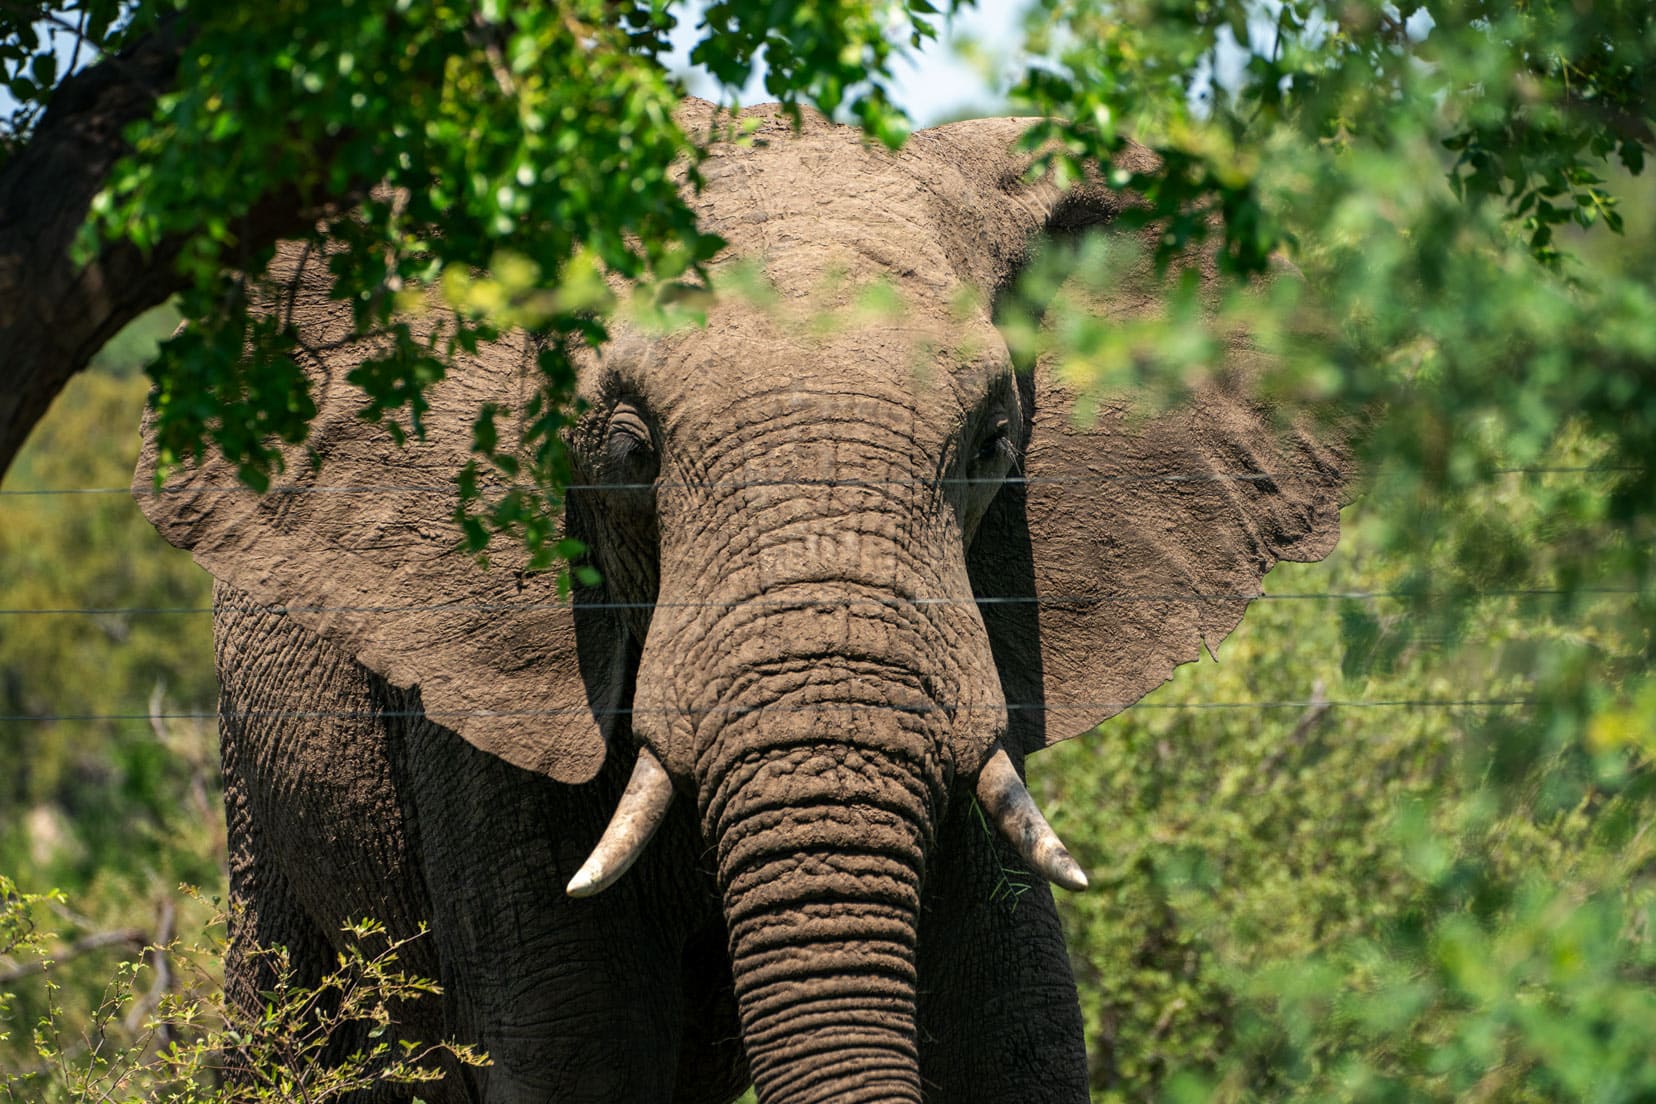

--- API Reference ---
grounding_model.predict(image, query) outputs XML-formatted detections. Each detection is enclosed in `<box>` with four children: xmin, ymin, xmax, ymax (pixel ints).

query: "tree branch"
<box><xmin>122</xmin><ymin>898</ymin><xmax>177</xmax><ymax>1045</ymax></box>
<box><xmin>0</xmin><ymin>927</ymin><xmax>147</xmax><ymax>985</ymax></box>
<box><xmin>0</xmin><ymin>16</ymin><xmax>345</xmax><ymax>482</ymax></box>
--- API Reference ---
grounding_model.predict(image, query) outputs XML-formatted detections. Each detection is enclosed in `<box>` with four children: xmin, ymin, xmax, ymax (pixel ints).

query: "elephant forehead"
<box><xmin>573</xmin><ymin>116</ymin><xmax>1017</xmax><ymax>443</ymax></box>
<box><xmin>690</xmin><ymin>135</ymin><xmax>962</xmax><ymax>302</ymax></box>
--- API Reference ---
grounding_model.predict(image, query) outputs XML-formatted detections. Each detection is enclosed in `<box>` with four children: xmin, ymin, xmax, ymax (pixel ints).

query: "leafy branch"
<box><xmin>1</xmin><ymin>883</ymin><xmax>486</xmax><ymax>1103</ymax></box>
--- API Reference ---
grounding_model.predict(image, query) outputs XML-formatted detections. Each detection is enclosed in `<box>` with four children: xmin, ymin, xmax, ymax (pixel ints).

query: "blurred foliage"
<box><xmin>1042</xmin><ymin>474</ymin><xmax>1655</xmax><ymax>1101</ymax></box>
<box><xmin>0</xmin><ymin>316</ymin><xmax>216</xmax><ymax>893</ymax></box>
<box><xmin>1009</xmin><ymin>3</ymin><xmax>1656</xmax><ymax>1100</ymax></box>
<box><xmin>1009</xmin><ymin>0</ymin><xmax>1656</xmax><ymax>586</ymax></box>
<box><xmin>0</xmin><ymin>314</ymin><xmax>221</xmax><ymax>1076</ymax></box>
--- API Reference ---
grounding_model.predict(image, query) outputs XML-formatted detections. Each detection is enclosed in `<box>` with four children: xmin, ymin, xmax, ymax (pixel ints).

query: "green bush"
<box><xmin>1042</xmin><ymin>473</ymin><xmax>1655</xmax><ymax>1102</ymax></box>
<box><xmin>1</xmin><ymin>348</ymin><xmax>218</xmax><ymax>894</ymax></box>
<box><xmin>0</xmin><ymin>878</ymin><xmax>484</xmax><ymax>1102</ymax></box>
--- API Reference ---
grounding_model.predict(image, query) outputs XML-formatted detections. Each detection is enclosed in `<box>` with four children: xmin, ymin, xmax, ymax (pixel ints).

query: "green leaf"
<box><xmin>29</xmin><ymin>51</ymin><xmax>54</xmax><ymax>89</ymax></box>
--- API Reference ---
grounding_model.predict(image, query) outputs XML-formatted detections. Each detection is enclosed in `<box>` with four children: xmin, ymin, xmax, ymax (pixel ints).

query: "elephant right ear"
<box><xmin>133</xmin><ymin>242</ymin><xmax>624</xmax><ymax>785</ymax></box>
<box><xmin>916</xmin><ymin>116</ymin><xmax>1350</xmax><ymax>759</ymax></box>
<box><xmin>969</xmin><ymin>351</ymin><xmax>1348</xmax><ymax>759</ymax></box>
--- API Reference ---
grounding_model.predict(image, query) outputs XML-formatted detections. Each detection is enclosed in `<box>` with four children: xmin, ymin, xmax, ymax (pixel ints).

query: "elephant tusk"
<box><xmin>566</xmin><ymin>748</ymin><xmax>675</xmax><ymax>898</ymax></box>
<box><xmin>974</xmin><ymin>745</ymin><xmax>1089</xmax><ymax>892</ymax></box>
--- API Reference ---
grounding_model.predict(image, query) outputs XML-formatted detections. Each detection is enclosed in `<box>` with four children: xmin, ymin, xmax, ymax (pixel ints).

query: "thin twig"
<box><xmin>1256</xmin><ymin>678</ymin><xmax>1330</xmax><ymax>786</ymax></box>
<box><xmin>0</xmin><ymin>928</ymin><xmax>147</xmax><ymax>985</ymax></box>
<box><xmin>122</xmin><ymin>898</ymin><xmax>176</xmax><ymax>1044</ymax></box>
<box><xmin>469</xmin><ymin>11</ymin><xmax>516</xmax><ymax>96</ymax></box>
<box><xmin>0</xmin><ymin>3</ymin><xmax>103</xmax><ymax>61</ymax></box>
<box><xmin>282</xmin><ymin>239</ymin><xmax>313</xmax><ymax>333</ymax></box>
<box><xmin>0</xmin><ymin>1</ymin><xmax>176</xmax><ymax>97</ymax></box>
<box><xmin>1288</xmin><ymin>678</ymin><xmax>1331</xmax><ymax>744</ymax></box>
<box><xmin>64</xmin><ymin>5</ymin><xmax>88</xmax><ymax>81</ymax></box>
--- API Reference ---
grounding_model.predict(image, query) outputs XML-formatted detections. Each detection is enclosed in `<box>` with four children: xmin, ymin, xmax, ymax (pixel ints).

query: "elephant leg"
<box><xmin>916</xmin><ymin>781</ymin><xmax>1090</xmax><ymax>1104</ymax></box>
<box><xmin>219</xmin><ymin>725</ymin><xmax>340</xmax><ymax>1080</ymax></box>
<box><xmin>214</xmin><ymin>588</ymin><xmax>457</xmax><ymax>1101</ymax></box>
<box><xmin>394</xmin><ymin>714</ymin><xmax>720</xmax><ymax>1104</ymax></box>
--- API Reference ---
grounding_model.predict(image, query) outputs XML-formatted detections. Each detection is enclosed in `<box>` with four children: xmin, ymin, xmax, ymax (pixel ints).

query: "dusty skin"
<box><xmin>135</xmin><ymin>100</ymin><xmax>1346</xmax><ymax>1104</ymax></box>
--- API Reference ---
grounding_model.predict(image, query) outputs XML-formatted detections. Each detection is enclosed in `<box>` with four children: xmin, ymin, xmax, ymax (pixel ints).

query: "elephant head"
<box><xmin>135</xmin><ymin>100</ymin><xmax>1345</xmax><ymax>1102</ymax></box>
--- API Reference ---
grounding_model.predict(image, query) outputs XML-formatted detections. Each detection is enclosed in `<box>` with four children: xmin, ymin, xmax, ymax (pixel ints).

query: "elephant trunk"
<box><xmin>628</xmin><ymin>406</ymin><xmax>1000</xmax><ymax>1098</ymax></box>
<box><xmin>702</xmin><ymin>693</ymin><xmax>945</xmax><ymax>1104</ymax></box>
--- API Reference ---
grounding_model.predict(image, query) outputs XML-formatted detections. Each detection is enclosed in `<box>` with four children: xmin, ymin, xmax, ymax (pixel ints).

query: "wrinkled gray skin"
<box><xmin>137</xmin><ymin>102</ymin><xmax>1345</xmax><ymax>1103</ymax></box>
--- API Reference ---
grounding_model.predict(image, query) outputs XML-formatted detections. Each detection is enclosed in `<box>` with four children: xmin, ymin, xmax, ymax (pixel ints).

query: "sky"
<box><xmin>668</xmin><ymin>1</ymin><xmax>1025</xmax><ymax>127</ymax></box>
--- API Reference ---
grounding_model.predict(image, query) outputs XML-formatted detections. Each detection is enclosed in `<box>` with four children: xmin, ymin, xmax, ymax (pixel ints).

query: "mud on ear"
<box><xmin>916</xmin><ymin>116</ymin><xmax>1349</xmax><ymax>759</ymax></box>
<box><xmin>132</xmin><ymin>241</ymin><xmax>624</xmax><ymax>785</ymax></box>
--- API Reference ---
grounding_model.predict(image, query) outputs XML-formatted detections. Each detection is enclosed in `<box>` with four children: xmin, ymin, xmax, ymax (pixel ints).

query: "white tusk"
<box><xmin>566</xmin><ymin>748</ymin><xmax>675</xmax><ymax>898</ymax></box>
<box><xmin>974</xmin><ymin>745</ymin><xmax>1089</xmax><ymax>892</ymax></box>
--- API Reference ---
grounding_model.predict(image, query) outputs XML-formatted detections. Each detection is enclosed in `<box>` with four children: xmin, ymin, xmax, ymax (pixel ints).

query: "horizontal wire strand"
<box><xmin>0</xmin><ymin>698</ymin><xmax>1541</xmax><ymax>724</ymax></box>
<box><xmin>14</xmin><ymin>474</ymin><xmax>1307</xmax><ymax>496</ymax></box>
<box><xmin>2</xmin><ymin>465</ymin><xmax>1644</xmax><ymax>498</ymax></box>
<box><xmin>0</xmin><ymin>587</ymin><xmax>1638</xmax><ymax>617</ymax></box>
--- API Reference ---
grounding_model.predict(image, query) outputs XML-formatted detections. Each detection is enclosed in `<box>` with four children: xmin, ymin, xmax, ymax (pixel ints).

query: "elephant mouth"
<box><xmin>564</xmin><ymin>740</ymin><xmax>1085</xmax><ymax>899</ymax></box>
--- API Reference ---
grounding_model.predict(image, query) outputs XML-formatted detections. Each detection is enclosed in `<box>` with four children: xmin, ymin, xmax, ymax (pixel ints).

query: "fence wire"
<box><xmin>0</xmin><ymin>587</ymin><xmax>1640</xmax><ymax>619</ymax></box>
<box><xmin>0</xmin><ymin>698</ymin><xmax>1539</xmax><ymax>725</ymax></box>
<box><xmin>0</xmin><ymin>465</ymin><xmax>1643</xmax><ymax>499</ymax></box>
<box><xmin>0</xmin><ymin>466</ymin><xmax>1635</xmax><ymax>725</ymax></box>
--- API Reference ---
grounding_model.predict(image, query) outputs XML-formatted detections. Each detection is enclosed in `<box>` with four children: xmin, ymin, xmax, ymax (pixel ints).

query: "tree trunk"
<box><xmin>0</xmin><ymin>19</ymin><xmax>319</xmax><ymax>481</ymax></box>
<box><xmin>0</xmin><ymin>23</ymin><xmax>185</xmax><ymax>478</ymax></box>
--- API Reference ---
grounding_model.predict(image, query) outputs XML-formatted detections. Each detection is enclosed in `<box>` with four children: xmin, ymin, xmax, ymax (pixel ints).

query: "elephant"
<box><xmin>134</xmin><ymin>100</ymin><xmax>1346</xmax><ymax>1103</ymax></box>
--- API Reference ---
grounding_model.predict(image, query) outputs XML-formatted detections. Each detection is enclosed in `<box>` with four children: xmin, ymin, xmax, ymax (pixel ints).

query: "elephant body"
<box><xmin>216</xmin><ymin>586</ymin><xmax>1083</xmax><ymax>1101</ymax></box>
<box><xmin>138</xmin><ymin>101</ymin><xmax>1345</xmax><ymax>1102</ymax></box>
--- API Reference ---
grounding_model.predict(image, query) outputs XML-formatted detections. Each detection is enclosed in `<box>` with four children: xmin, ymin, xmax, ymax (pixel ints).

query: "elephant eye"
<box><xmin>974</xmin><ymin>420</ymin><xmax>1010</xmax><ymax>465</ymax></box>
<box><xmin>605</xmin><ymin>406</ymin><xmax>658</xmax><ymax>486</ymax></box>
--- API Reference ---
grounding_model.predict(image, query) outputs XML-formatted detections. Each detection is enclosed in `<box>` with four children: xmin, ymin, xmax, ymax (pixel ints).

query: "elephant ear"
<box><xmin>915</xmin><ymin>117</ymin><xmax>1349</xmax><ymax>757</ymax></box>
<box><xmin>132</xmin><ymin>241</ymin><xmax>624</xmax><ymax>784</ymax></box>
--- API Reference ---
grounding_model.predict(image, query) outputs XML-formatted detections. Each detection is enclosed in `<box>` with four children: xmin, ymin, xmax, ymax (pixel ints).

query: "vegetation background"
<box><xmin>2</xmin><ymin>1</ymin><xmax>1653</xmax><ymax>1101</ymax></box>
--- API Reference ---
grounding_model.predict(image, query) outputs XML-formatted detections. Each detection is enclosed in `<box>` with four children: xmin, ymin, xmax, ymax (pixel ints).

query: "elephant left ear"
<box><xmin>912</xmin><ymin>116</ymin><xmax>1350</xmax><ymax>757</ymax></box>
<box><xmin>132</xmin><ymin>240</ymin><xmax>625</xmax><ymax>785</ymax></box>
